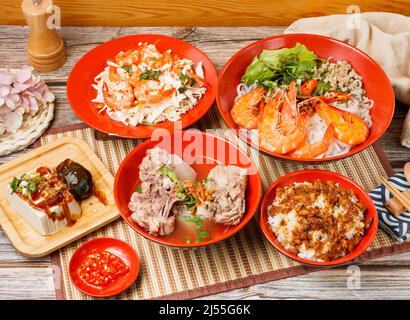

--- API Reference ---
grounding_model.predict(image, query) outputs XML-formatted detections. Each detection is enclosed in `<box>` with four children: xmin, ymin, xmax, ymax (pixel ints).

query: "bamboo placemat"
<box><xmin>39</xmin><ymin>106</ymin><xmax>410</xmax><ymax>300</ymax></box>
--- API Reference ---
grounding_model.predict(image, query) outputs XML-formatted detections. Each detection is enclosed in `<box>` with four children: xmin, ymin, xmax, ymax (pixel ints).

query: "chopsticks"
<box><xmin>380</xmin><ymin>176</ymin><xmax>410</xmax><ymax>212</ymax></box>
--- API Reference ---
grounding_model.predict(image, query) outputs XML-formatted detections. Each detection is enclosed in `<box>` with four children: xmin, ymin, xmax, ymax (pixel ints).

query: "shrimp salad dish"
<box><xmin>128</xmin><ymin>147</ymin><xmax>247</xmax><ymax>244</ymax></box>
<box><xmin>267</xmin><ymin>180</ymin><xmax>373</xmax><ymax>262</ymax></box>
<box><xmin>231</xmin><ymin>43</ymin><xmax>374</xmax><ymax>159</ymax></box>
<box><xmin>92</xmin><ymin>42</ymin><xmax>207</xmax><ymax>126</ymax></box>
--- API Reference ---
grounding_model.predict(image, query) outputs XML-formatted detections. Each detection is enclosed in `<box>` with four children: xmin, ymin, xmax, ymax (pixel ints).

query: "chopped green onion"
<box><xmin>27</xmin><ymin>181</ymin><xmax>37</xmax><ymax>192</ymax></box>
<box><xmin>185</xmin><ymin>194</ymin><xmax>197</xmax><ymax>209</ymax></box>
<box><xmin>178</xmin><ymin>86</ymin><xmax>187</xmax><ymax>93</ymax></box>
<box><xmin>179</xmin><ymin>73</ymin><xmax>196</xmax><ymax>86</ymax></box>
<box><xmin>121</xmin><ymin>66</ymin><xmax>132</xmax><ymax>74</ymax></box>
<box><xmin>10</xmin><ymin>177</ymin><xmax>19</xmax><ymax>192</ymax></box>
<box><xmin>196</xmin><ymin>230</ymin><xmax>210</xmax><ymax>243</ymax></box>
<box><xmin>139</xmin><ymin>69</ymin><xmax>161</xmax><ymax>80</ymax></box>
<box><xmin>157</xmin><ymin>166</ymin><xmax>179</xmax><ymax>184</ymax></box>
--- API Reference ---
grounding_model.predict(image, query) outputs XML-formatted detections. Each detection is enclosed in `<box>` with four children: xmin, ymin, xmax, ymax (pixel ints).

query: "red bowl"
<box><xmin>216</xmin><ymin>33</ymin><xmax>395</xmax><ymax>162</ymax></box>
<box><xmin>114</xmin><ymin>130</ymin><xmax>262</xmax><ymax>248</ymax></box>
<box><xmin>67</xmin><ymin>34</ymin><xmax>217</xmax><ymax>138</ymax></box>
<box><xmin>69</xmin><ymin>237</ymin><xmax>140</xmax><ymax>297</ymax></box>
<box><xmin>259</xmin><ymin>170</ymin><xmax>378</xmax><ymax>266</ymax></box>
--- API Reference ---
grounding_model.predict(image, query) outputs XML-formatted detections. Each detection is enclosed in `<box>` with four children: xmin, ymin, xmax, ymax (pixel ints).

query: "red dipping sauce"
<box><xmin>76</xmin><ymin>250</ymin><xmax>129</xmax><ymax>288</ymax></box>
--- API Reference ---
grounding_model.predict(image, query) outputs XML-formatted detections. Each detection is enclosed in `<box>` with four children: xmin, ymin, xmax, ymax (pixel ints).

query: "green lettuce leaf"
<box><xmin>241</xmin><ymin>43</ymin><xmax>318</xmax><ymax>87</ymax></box>
<box><xmin>241</xmin><ymin>57</ymin><xmax>276</xmax><ymax>86</ymax></box>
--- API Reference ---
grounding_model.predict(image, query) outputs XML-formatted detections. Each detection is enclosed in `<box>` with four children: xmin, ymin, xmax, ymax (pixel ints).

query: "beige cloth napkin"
<box><xmin>285</xmin><ymin>12</ymin><xmax>410</xmax><ymax>147</ymax></box>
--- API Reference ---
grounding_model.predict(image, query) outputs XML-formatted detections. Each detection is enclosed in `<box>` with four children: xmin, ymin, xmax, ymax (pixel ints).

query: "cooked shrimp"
<box><xmin>313</xmin><ymin>98</ymin><xmax>369</xmax><ymax>145</ymax></box>
<box><xmin>147</xmin><ymin>88</ymin><xmax>176</xmax><ymax>104</ymax></box>
<box><xmin>133</xmin><ymin>80</ymin><xmax>158</xmax><ymax>103</ymax></box>
<box><xmin>321</xmin><ymin>92</ymin><xmax>353</xmax><ymax>103</ymax></box>
<box><xmin>127</xmin><ymin>69</ymin><xmax>142</xmax><ymax>87</ymax></box>
<box><xmin>115</xmin><ymin>49</ymin><xmax>141</xmax><ymax>67</ymax></box>
<box><xmin>257</xmin><ymin>90</ymin><xmax>283</xmax><ymax>137</ymax></box>
<box><xmin>231</xmin><ymin>87</ymin><xmax>265</xmax><ymax>129</ymax></box>
<box><xmin>102</xmin><ymin>82</ymin><xmax>135</xmax><ymax>111</ymax></box>
<box><xmin>289</xmin><ymin>124</ymin><xmax>335</xmax><ymax>159</ymax></box>
<box><xmin>259</xmin><ymin>112</ymin><xmax>308</xmax><ymax>154</ymax></box>
<box><xmin>149</xmin><ymin>51</ymin><xmax>175</xmax><ymax>69</ymax></box>
<box><xmin>107</xmin><ymin>66</ymin><xmax>121</xmax><ymax>82</ymax></box>
<box><xmin>258</xmin><ymin>90</ymin><xmax>308</xmax><ymax>154</ymax></box>
<box><xmin>280</xmin><ymin>81</ymin><xmax>299</xmax><ymax>130</ymax></box>
<box><xmin>133</xmin><ymin>80</ymin><xmax>175</xmax><ymax>104</ymax></box>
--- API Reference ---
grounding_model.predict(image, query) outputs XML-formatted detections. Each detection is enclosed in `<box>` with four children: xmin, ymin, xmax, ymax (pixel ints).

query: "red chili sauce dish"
<box><xmin>69</xmin><ymin>238</ymin><xmax>140</xmax><ymax>297</ymax></box>
<box><xmin>76</xmin><ymin>250</ymin><xmax>129</xmax><ymax>288</ymax></box>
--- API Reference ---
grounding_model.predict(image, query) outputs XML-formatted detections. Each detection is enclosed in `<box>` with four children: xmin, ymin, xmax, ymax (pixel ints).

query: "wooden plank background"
<box><xmin>3</xmin><ymin>0</ymin><xmax>410</xmax><ymax>27</ymax></box>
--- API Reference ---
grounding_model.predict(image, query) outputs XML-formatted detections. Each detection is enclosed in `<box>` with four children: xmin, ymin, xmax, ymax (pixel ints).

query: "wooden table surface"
<box><xmin>0</xmin><ymin>26</ymin><xmax>410</xmax><ymax>300</ymax></box>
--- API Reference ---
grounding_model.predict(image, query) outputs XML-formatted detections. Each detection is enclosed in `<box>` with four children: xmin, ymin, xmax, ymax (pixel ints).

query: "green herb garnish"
<box><xmin>9</xmin><ymin>173</ymin><xmax>43</xmax><ymax>197</ymax></box>
<box><xmin>157</xmin><ymin>166</ymin><xmax>189</xmax><ymax>200</ymax></box>
<box><xmin>185</xmin><ymin>194</ymin><xmax>197</xmax><ymax>209</ymax></box>
<box><xmin>157</xmin><ymin>166</ymin><xmax>179</xmax><ymax>183</ymax></box>
<box><xmin>27</xmin><ymin>181</ymin><xmax>37</xmax><ymax>192</ymax></box>
<box><xmin>10</xmin><ymin>177</ymin><xmax>19</xmax><ymax>192</ymax></box>
<box><xmin>179</xmin><ymin>73</ymin><xmax>196</xmax><ymax>86</ymax></box>
<box><xmin>139</xmin><ymin>69</ymin><xmax>161</xmax><ymax>80</ymax></box>
<box><xmin>176</xmin><ymin>186</ymin><xmax>187</xmax><ymax>200</ymax></box>
<box><xmin>135</xmin><ymin>185</ymin><xmax>142</xmax><ymax>193</ymax></box>
<box><xmin>197</xmin><ymin>230</ymin><xmax>210</xmax><ymax>242</ymax></box>
<box><xmin>261</xmin><ymin>79</ymin><xmax>278</xmax><ymax>90</ymax></box>
<box><xmin>241</xmin><ymin>43</ymin><xmax>319</xmax><ymax>88</ymax></box>
<box><xmin>182</xmin><ymin>215</ymin><xmax>210</xmax><ymax>243</ymax></box>
<box><xmin>313</xmin><ymin>82</ymin><xmax>331</xmax><ymax>96</ymax></box>
<box><xmin>121</xmin><ymin>66</ymin><xmax>132</xmax><ymax>74</ymax></box>
<box><xmin>178</xmin><ymin>73</ymin><xmax>196</xmax><ymax>94</ymax></box>
<box><xmin>157</xmin><ymin>166</ymin><xmax>200</xmax><ymax>211</ymax></box>
<box><xmin>182</xmin><ymin>214</ymin><xmax>203</xmax><ymax>226</ymax></box>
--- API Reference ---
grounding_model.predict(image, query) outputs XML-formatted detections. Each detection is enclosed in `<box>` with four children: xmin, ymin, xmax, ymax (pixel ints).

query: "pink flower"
<box><xmin>0</xmin><ymin>66</ymin><xmax>54</xmax><ymax>134</ymax></box>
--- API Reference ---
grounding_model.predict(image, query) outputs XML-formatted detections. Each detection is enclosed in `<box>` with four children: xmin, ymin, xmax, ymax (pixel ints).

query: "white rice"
<box><xmin>267</xmin><ymin>182</ymin><xmax>366</xmax><ymax>261</ymax></box>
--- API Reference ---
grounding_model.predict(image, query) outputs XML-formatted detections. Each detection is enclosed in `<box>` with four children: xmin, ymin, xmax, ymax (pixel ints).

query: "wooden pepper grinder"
<box><xmin>21</xmin><ymin>0</ymin><xmax>66</xmax><ymax>72</ymax></box>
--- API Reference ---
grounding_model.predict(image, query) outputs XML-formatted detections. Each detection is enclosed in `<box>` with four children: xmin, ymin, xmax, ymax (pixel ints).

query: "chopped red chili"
<box><xmin>77</xmin><ymin>250</ymin><xmax>129</xmax><ymax>287</ymax></box>
<box><xmin>301</xmin><ymin>79</ymin><xmax>318</xmax><ymax>96</ymax></box>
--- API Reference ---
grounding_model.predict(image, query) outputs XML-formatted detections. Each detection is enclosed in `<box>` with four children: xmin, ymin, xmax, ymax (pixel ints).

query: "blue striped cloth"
<box><xmin>369</xmin><ymin>171</ymin><xmax>410</xmax><ymax>243</ymax></box>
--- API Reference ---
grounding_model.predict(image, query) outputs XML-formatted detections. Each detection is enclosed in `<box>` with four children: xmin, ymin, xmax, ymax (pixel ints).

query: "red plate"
<box><xmin>259</xmin><ymin>170</ymin><xmax>378</xmax><ymax>266</ymax></box>
<box><xmin>69</xmin><ymin>237</ymin><xmax>140</xmax><ymax>297</ymax></box>
<box><xmin>67</xmin><ymin>34</ymin><xmax>217</xmax><ymax>138</ymax></box>
<box><xmin>216</xmin><ymin>33</ymin><xmax>395</xmax><ymax>162</ymax></box>
<box><xmin>114</xmin><ymin>130</ymin><xmax>262</xmax><ymax>248</ymax></box>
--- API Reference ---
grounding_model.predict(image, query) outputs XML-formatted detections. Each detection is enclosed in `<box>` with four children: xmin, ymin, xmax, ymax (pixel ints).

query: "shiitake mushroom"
<box><xmin>56</xmin><ymin>159</ymin><xmax>94</xmax><ymax>201</ymax></box>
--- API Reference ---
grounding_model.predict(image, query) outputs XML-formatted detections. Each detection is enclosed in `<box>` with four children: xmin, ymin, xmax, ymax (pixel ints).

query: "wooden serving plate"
<box><xmin>0</xmin><ymin>137</ymin><xmax>119</xmax><ymax>257</ymax></box>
